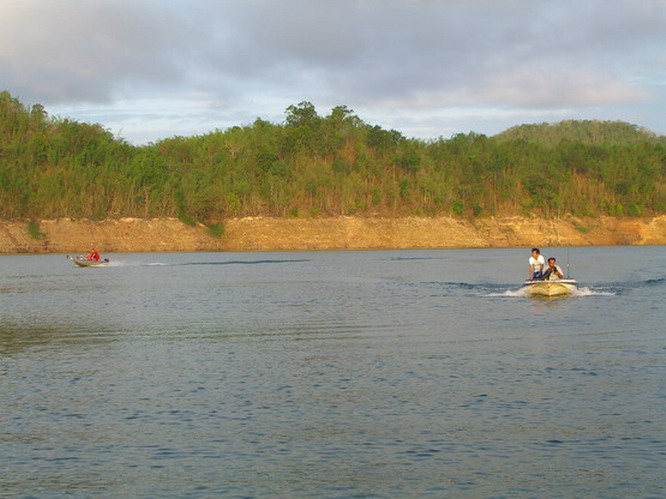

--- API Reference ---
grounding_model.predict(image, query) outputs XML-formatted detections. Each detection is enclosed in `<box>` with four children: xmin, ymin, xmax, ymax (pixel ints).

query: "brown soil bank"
<box><xmin>1</xmin><ymin>216</ymin><xmax>665</xmax><ymax>254</ymax></box>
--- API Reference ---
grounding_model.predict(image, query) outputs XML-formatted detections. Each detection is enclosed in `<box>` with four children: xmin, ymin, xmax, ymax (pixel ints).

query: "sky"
<box><xmin>1</xmin><ymin>0</ymin><xmax>665</xmax><ymax>144</ymax></box>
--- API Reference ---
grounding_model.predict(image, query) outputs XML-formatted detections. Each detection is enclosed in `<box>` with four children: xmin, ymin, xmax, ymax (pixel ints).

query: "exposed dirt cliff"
<box><xmin>1</xmin><ymin>216</ymin><xmax>665</xmax><ymax>254</ymax></box>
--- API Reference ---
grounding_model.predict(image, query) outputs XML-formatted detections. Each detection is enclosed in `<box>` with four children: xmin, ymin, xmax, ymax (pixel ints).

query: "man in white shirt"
<box><xmin>528</xmin><ymin>248</ymin><xmax>545</xmax><ymax>280</ymax></box>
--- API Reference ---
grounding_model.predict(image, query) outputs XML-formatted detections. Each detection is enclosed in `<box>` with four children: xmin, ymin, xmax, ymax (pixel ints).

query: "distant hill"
<box><xmin>1</xmin><ymin>91</ymin><xmax>664</xmax><ymax>222</ymax></box>
<box><xmin>495</xmin><ymin>120</ymin><xmax>664</xmax><ymax>145</ymax></box>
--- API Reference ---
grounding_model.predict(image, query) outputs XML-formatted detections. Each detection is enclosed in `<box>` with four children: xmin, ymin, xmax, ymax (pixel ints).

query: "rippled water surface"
<box><xmin>1</xmin><ymin>247</ymin><xmax>664</xmax><ymax>497</ymax></box>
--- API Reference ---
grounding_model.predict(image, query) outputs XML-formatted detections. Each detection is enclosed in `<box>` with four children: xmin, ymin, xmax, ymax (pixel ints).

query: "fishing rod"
<box><xmin>566</xmin><ymin>247</ymin><xmax>571</xmax><ymax>278</ymax></box>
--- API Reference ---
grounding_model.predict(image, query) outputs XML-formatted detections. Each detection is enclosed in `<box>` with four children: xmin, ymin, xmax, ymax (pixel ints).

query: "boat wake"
<box><xmin>486</xmin><ymin>286</ymin><xmax>617</xmax><ymax>298</ymax></box>
<box><xmin>487</xmin><ymin>288</ymin><xmax>529</xmax><ymax>298</ymax></box>
<box><xmin>176</xmin><ymin>259</ymin><xmax>310</xmax><ymax>266</ymax></box>
<box><xmin>573</xmin><ymin>286</ymin><xmax>616</xmax><ymax>297</ymax></box>
<box><xmin>627</xmin><ymin>277</ymin><xmax>665</xmax><ymax>289</ymax></box>
<box><xmin>82</xmin><ymin>259</ymin><xmax>310</xmax><ymax>268</ymax></box>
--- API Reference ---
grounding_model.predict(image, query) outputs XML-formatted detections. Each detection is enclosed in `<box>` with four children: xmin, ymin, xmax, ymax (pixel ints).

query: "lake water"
<box><xmin>1</xmin><ymin>246</ymin><xmax>664</xmax><ymax>498</ymax></box>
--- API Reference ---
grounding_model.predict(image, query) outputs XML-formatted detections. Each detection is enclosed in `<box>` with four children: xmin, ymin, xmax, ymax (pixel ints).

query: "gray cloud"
<box><xmin>188</xmin><ymin>0</ymin><xmax>661</xmax><ymax>108</ymax></box>
<box><xmin>1</xmin><ymin>0</ymin><xmax>664</xmax><ymax>140</ymax></box>
<box><xmin>0</xmin><ymin>0</ymin><xmax>193</xmax><ymax>102</ymax></box>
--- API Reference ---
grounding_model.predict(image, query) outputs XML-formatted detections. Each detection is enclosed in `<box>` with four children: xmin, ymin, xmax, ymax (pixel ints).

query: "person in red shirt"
<box><xmin>87</xmin><ymin>248</ymin><xmax>100</xmax><ymax>261</ymax></box>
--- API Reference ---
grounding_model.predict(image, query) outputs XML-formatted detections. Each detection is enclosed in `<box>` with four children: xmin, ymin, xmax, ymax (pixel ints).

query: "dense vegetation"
<box><xmin>1</xmin><ymin>90</ymin><xmax>664</xmax><ymax>223</ymax></box>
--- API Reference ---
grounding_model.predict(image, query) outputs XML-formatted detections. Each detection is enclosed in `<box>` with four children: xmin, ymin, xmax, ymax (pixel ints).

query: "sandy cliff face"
<box><xmin>1</xmin><ymin>216</ymin><xmax>665</xmax><ymax>254</ymax></box>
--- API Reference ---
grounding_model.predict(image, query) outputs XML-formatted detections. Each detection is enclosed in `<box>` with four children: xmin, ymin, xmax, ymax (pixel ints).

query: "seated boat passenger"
<box><xmin>86</xmin><ymin>249</ymin><xmax>101</xmax><ymax>261</ymax></box>
<box><xmin>542</xmin><ymin>257</ymin><xmax>564</xmax><ymax>281</ymax></box>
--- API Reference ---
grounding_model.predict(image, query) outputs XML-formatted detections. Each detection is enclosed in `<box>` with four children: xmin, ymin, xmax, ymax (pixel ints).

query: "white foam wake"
<box><xmin>486</xmin><ymin>286</ymin><xmax>616</xmax><ymax>298</ymax></box>
<box><xmin>487</xmin><ymin>288</ymin><xmax>529</xmax><ymax>298</ymax></box>
<box><xmin>103</xmin><ymin>260</ymin><xmax>167</xmax><ymax>267</ymax></box>
<box><xmin>573</xmin><ymin>286</ymin><xmax>616</xmax><ymax>297</ymax></box>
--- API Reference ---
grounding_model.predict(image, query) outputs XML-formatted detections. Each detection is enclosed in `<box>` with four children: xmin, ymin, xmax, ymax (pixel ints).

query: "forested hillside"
<box><xmin>496</xmin><ymin>120</ymin><xmax>665</xmax><ymax>145</ymax></box>
<box><xmin>1</xmin><ymin>91</ymin><xmax>664</xmax><ymax>222</ymax></box>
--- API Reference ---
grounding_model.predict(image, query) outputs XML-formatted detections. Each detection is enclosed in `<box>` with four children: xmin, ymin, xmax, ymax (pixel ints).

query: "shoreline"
<box><xmin>1</xmin><ymin>215</ymin><xmax>665</xmax><ymax>254</ymax></box>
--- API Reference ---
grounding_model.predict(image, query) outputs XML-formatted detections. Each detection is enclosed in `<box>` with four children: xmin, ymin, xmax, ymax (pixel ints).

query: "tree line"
<box><xmin>1</xmin><ymin>91</ymin><xmax>664</xmax><ymax>223</ymax></box>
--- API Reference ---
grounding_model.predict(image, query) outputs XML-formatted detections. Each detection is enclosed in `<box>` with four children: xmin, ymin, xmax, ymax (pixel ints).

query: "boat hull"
<box><xmin>69</xmin><ymin>256</ymin><xmax>110</xmax><ymax>267</ymax></box>
<box><xmin>522</xmin><ymin>279</ymin><xmax>577</xmax><ymax>297</ymax></box>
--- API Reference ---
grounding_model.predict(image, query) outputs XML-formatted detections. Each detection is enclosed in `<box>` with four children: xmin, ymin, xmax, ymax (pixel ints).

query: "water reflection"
<box><xmin>0</xmin><ymin>326</ymin><xmax>93</xmax><ymax>356</ymax></box>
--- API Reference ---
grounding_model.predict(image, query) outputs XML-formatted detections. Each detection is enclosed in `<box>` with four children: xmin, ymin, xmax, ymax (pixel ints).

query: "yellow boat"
<box><xmin>522</xmin><ymin>278</ymin><xmax>578</xmax><ymax>297</ymax></box>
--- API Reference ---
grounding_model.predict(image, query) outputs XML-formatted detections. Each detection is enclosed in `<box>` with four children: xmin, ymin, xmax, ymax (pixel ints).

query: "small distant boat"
<box><xmin>522</xmin><ymin>278</ymin><xmax>578</xmax><ymax>297</ymax></box>
<box><xmin>68</xmin><ymin>255</ymin><xmax>110</xmax><ymax>268</ymax></box>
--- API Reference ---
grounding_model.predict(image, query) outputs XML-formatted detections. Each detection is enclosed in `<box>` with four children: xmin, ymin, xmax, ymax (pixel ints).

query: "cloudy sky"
<box><xmin>2</xmin><ymin>0</ymin><xmax>664</xmax><ymax>143</ymax></box>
